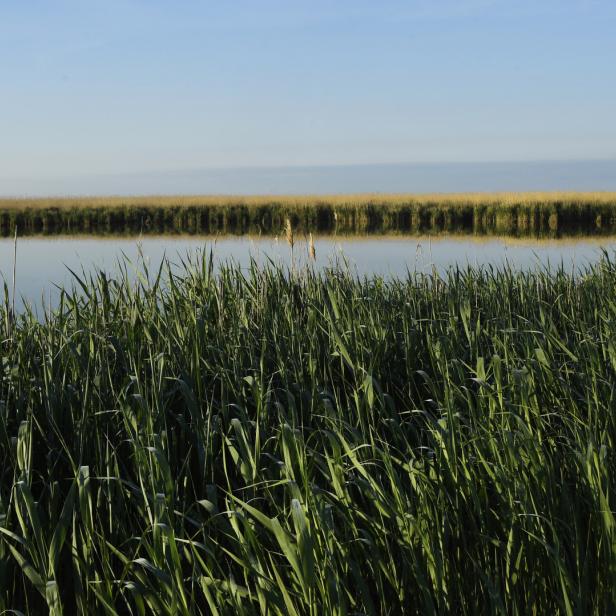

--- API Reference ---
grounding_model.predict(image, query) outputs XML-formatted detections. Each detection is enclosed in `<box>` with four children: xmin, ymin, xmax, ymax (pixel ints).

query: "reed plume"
<box><xmin>285</xmin><ymin>217</ymin><xmax>295</xmax><ymax>270</ymax></box>
<box><xmin>308</xmin><ymin>232</ymin><xmax>316</xmax><ymax>261</ymax></box>
<box><xmin>285</xmin><ymin>217</ymin><xmax>294</xmax><ymax>249</ymax></box>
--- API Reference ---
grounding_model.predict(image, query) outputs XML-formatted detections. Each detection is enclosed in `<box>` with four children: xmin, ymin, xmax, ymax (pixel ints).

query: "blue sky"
<box><xmin>1</xmin><ymin>1</ymin><xmax>615</xmax><ymax>193</ymax></box>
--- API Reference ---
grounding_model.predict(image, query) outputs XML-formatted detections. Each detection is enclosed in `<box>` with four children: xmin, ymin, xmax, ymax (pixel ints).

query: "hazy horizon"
<box><xmin>2</xmin><ymin>159</ymin><xmax>616</xmax><ymax>198</ymax></box>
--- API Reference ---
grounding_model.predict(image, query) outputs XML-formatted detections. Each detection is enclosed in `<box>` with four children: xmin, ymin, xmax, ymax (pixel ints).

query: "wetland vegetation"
<box><xmin>2</xmin><ymin>254</ymin><xmax>616</xmax><ymax>613</ymax></box>
<box><xmin>2</xmin><ymin>192</ymin><xmax>616</xmax><ymax>237</ymax></box>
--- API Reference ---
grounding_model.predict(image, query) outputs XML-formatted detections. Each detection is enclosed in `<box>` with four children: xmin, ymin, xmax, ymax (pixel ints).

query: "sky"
<box><xmin>1</xmin><ymin>0</ymin><xmax>615</xmax><ymax>195</ymax></box>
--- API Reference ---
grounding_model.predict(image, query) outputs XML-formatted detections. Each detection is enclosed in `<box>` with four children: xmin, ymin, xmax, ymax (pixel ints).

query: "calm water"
<box><xmin>2</xmin><ymin>234</ymin><xmax>616</xmax><ymax>312</ymax></box>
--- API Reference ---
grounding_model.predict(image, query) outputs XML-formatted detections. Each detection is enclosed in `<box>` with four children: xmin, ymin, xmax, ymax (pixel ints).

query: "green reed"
<box><xmin>1</xmin><ymin>252</ymin><xmax>616</xmax><ymax>613</ymax></box>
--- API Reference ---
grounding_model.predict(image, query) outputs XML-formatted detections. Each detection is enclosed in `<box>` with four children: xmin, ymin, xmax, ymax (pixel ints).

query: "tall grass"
<box><xmin>2</xmin><ymin>192</ymin><xmax>616</xmax><ymax>236</ymax></box>
<box><xmin>1</xmin><ymin>253</ymin><xmax>616</xmax><ymax>613</ymax></box>
<box><xmin>3</xmin><ymin>191</ymin><xmax>616</xmax><ymax>209</ymax></box>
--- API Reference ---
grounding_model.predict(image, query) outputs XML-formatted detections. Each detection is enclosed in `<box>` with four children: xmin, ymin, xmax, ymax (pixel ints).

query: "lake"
<box><xmin>2</xmin><ymin>234</ymin><xmax>616</xmax><ymax>312</ymax></box>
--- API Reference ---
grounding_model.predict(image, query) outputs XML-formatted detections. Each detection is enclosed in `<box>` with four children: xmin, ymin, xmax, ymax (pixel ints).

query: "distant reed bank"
<box><xmin>2</xmin><ymin>192</ymin><xmax>616</xmax><ymax>236</ymax></box>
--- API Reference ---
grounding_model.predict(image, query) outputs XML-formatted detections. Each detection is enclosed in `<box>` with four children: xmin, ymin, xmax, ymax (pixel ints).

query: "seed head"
<box><xmin>285</xmin><ymin>218</ymin><xmax>294</xmax><ymax>250</ymax></box>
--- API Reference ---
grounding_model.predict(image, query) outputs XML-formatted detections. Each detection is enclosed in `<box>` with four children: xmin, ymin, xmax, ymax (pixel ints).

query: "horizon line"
<box><xmin>3</xmin><ymin>156</ymin><xmax>616</xmax><ymax>184</ymax></box>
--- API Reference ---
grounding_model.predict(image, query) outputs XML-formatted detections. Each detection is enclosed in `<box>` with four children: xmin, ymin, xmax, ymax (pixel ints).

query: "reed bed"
<box><xmin>3</xmin><ymin>191</ymin><xmax>616</xmax><ymax>209</ymax></box>
<box><xmin>1</xmin><ymin>253</ymin><xmax>616</xmax><ymax>613</ymax></box>
<box><xmin>2</xmin><ymin>192</ymin><xmax>616</xmax><ymax>237</ymax></box>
